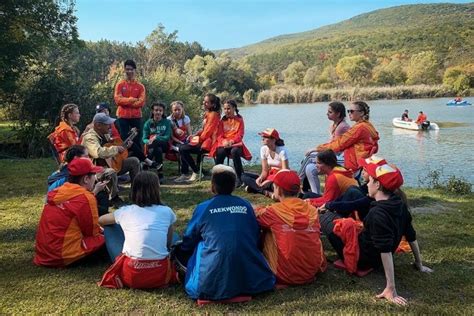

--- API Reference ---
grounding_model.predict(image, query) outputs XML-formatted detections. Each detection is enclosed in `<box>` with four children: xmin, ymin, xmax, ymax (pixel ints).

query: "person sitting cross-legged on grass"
<box><xmin>98</xmin><ymin>171</ymin><xmax>178</xmax><ymax>289</ymax></box>
<box><xmin>34</xmin><ymin>157</ymin><xmax>107</xmax><ymax>268</ymax></box>
<box><xmin>174</xmin><ymin>164</ymin><xmax>275</xmax><ymax>301</ymax></box>
<box><xmin>319</xmin><ymin>162</ymin><xmax>433</xmax><ymax>306</ymax></box>
<box><xmin>255</xmin><ymin>169</ymin><xmax>327</xmax><ymax>286</ymax></box>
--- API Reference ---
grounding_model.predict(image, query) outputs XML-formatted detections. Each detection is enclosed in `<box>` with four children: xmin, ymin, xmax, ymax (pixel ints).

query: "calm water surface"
<box><xmin>238</xmin><ymin>97</ymin><xmax>474</xmax><ymax>187</ymax></box>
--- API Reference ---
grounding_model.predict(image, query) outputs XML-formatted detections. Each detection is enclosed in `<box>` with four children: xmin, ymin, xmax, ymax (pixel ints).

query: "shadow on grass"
<box><xmin>0</xmin><ymin>225</ymin><xmax>37</xmax><ymax>243</ymax></box>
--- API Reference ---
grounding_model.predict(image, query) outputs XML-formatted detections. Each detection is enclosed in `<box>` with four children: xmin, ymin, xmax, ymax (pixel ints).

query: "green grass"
<box><xmin>1</xmin><ymin>159</ymin><xmax>473</xmax><ymax>313</ymax></box>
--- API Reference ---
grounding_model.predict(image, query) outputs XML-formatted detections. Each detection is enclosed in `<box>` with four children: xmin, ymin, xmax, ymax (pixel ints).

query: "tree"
<box><xmin>406</xmin><ymin>51</ymin><xmax>439</xmax><ymax>85</ymax></box>
<box><xmin>303</xmin><ymin>66</ymin><xmax>321</xmax><ymax>87</ymax></box>
<box><xmin>282</xmin><ymin>61</ymin><xmax>306</xmax><ymax>85</ymax></box>
<box><xmin>335</xmin><ymin>55</ymin><xmax>373</xmax><ymax>86</ymax></box>
<box><xmin>372</xmin><ymin>58</ymin><xmax>407</xmax><ymax>86</ymax></box>
<box><xmin>317</xmin><ymin>66</ymin><xmax>338</xmax><ymax>89</ymax></box>
<box><xmin>443</xmin><ymin>64</ymin><xmax>473</xmax><ymax>93</ymax></box>
<box><xmin>0</xmin><ymin>0</ymin><xmax>78</xmax><ymax>98</ymax></box>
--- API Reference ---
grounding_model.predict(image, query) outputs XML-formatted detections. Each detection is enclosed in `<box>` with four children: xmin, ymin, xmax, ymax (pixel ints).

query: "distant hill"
<box><xmin>217</xmin><ymin>3</ymin><xmax>474</xmax><ymax>74</ymax></box>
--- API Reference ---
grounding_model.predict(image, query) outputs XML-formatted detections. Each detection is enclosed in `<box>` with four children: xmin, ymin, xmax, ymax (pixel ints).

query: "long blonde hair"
<box><xmin>60</xmin><ymin>103</ymin><xmax>78</xmax><ymax>124</ymax></box>
<box><xmin>170</xmin><ymin>101</ymin><xmax>185</xmax><ymax>120</ymax></box>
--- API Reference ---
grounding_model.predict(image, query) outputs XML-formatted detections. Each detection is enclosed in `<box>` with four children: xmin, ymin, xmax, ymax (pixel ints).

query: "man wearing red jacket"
<box><xmin>114</xmin><ymin>59</ymin><xmax>146</xmax><ymax>151</ymax></box>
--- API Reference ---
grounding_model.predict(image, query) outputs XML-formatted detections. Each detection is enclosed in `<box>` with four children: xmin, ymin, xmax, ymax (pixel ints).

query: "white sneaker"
<box><xmin>188</xmin><ymin>172</ymin><xmax>199</xmax><ymax>182</ymax></box>
<box><xmin>174</xmin><ymin>174</ymin><xmax>189</xmax><ymax>183</ymax></box>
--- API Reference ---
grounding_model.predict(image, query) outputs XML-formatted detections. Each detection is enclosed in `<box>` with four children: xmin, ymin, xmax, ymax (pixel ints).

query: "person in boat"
<box><xmin>255</xmin><ymin>169</ymin><xmax>327</xmax><ymax>286</ymax></box>
<box><xmin>241</xmin><ymin>128</ymin><xmax>289</xmax><ymax>199</ymax></box>
<box><xmin>34</xmin><ymin>157</ymin><xmax>107</xmax><ymax>267</ymax></box>
<box><xmin>114</xmin><ymin>59</ymin><xmax>146</xmax><ymax>152</ymax></box>
<box><xmin>306</xmin><ymin>150</ymin><xmax>358</xmax><ymax>207</ymax></box>
<box><xmin>98</xmin><ymin>171</ymin><xmax>178</xmax><ymax>289</ymax></box>
<box><xmin>48</xmin><ymin>103</ymin><xmax>81</xmax><ymax>163</ymax></box>
<box><xmin>142</xmin><ymin>102</ymin><xmax>172</xmax><ymax>182</ymax></box>
<box><xmin>168</xmin><ymin>101</ymin><xmax>192</xmax><ymax>182</ymax></box>
<box><xmin>454</xmin><ymin>97</ymin><xmax>462</xmax><ymax>103</ymax></box>
<box><xmin>174</xmin><ymin>164</ymin><xmax>275</xmax><ymax>301</ymax></box>
<box><xmin>178</xmin><ymin>93</ymin><xmax>221</xmax><ymax>182</ymax></box>
<box><xmin>319</xmin><ymin>161</ymin><xmax>433</xmax><ymax>306</ymax></box>
<box><xmin>316</xmin><ymin>101</ymin><xmax>379</xmax><ymax>173</ymax></box>
<box><xmin>209</xmin><ymin>99</ymin><xmax>252</xmax><ymax>188</ymax></box>
<box><xmin>303</xmin><ymin>101</ymin><xmax>350</xmax><ymax>194</ymax></box>
<box><xmin>415</xmin><ymin>111</ymin><xmax>427</xmax><ymax>125</ymax></box>
<box><xmin>81</xmin><ymin>113</ymin><xmax>140</xmax><ymax>207</ymax></box>
<box><xmin>401</xmin><ymin>109</ymin><xmax>410</xmax><ymax>122</ymax></box>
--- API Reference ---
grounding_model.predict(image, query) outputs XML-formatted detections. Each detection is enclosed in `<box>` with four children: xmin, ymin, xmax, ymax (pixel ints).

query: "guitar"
<box><xmin>105</xmin><ymin>127</ymin><xmax>138</xmax><ymax>172</ymax></box>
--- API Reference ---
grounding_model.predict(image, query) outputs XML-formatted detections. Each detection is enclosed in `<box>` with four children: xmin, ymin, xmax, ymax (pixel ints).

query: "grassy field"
<box><xmin>0</xmin><ymin>158</ymin><xmax>473</xmax><ymax>314</ymax></box>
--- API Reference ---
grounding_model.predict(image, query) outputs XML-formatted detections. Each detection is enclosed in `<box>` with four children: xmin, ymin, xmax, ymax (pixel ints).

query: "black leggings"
<box><xmin>147</xmin><ymin>139</ymin><xmax>168</xmax><ymax>165</ymax></box>
<box><xmin>216</xmin><ymin>146</ymin><xmax>243</xmax><ymax>179</ymax></box>
<box><xmin>241</xmin><ymin>172</ymin><xmax>273</xmax><ymax>195</ymax></box>
<box><xmin>116</xmin><ymin>117</ymin><xmax>142</xmax><ymax>152</ymax></box>
<box><xmin>179</xmin><ymin>143</ymin><xmax>207</xmax><ymax>174</ymax></box>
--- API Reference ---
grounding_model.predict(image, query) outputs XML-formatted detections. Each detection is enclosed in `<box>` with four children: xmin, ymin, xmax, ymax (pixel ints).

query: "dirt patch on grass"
<box><xmin>411</xmin><ymin>202</ymin><xmax>456</xmax><ymax>214</ymax></box>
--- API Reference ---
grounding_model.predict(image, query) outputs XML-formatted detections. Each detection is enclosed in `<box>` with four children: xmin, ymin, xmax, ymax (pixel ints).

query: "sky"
<box><xmin>75</xmin><ymin>0</ymin><xmax>471</xmax><ymax>50</ymax></box>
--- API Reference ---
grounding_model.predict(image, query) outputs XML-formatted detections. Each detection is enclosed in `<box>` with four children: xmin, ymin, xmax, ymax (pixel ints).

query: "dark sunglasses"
<box><xmin>347</xmin><ymin>109</ymin><xmax>362</xmax><ymax>114</ymax></box>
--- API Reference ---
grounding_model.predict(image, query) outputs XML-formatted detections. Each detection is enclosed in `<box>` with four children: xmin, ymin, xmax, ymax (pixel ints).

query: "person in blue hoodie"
<box><xmin>176</xmin><ymin>164</ymin><xmax>275</xmax><ymax>301</ymax></box>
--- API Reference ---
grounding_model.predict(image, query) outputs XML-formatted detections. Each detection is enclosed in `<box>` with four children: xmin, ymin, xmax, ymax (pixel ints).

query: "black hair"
<box><xmin>352</xmin><ymin>101</ymin><xmax>370</xmax><ymax>120</ymax></box>
<box><xmin>316</xmin><ymin>149</ymin><xmax>338</xmax><ymax>168</ymax></box>
<box><xmin>329</xmin><ymin>101</ymin><xmax>346</xmax><ymax>119</ymax></box>
<box><xmin>205</xmin><ymin>93</ymin><xmax>221</xmax><ymax>113</ymax></box>
<box><xmin>132</xmin><ymin>171</ymin><xmax>163</xmax><ymax>207</ymax></box>
<box><xmin>212</xmin><ymin>170</ymin><xmax>236</xmax><ymax>195</ymax></box>
<box><xmin>150</xmin><ymin>102</ymin><xmax>167</xmax><ymax>119</ymax></box>
<box><xmin>223</xmin><ymin>99</ymin><xmax>240</xmax><ymax>117</ymax></box>
<box><xmin>124</xmin><ymin>59</ymin><xmax>137</xmax><ymax>69</ymax></box>
<box><xmin>67</xmin><ymin>173</ymin><xmax>94</xmax><ymax>184</ymax></box>
<box><xmin>65</xmin><ymin>145</ymin><xmax>87</xmax><ymax>163</ymax></box>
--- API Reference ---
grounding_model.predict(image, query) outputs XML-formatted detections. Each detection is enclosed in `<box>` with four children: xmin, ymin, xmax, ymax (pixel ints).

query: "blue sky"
<box><xmin>76</xmin><ymin>0</ymin><xmax>471</xmax><ymax>50</ymax></box>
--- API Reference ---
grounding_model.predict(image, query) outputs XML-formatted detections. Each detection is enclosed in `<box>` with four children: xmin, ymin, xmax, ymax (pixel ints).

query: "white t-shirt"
<box><xmin>260</xmin><ymin>145</ymin><xmax>288</xmax><ymax>168</ymax></box>
<box><xmin>113</xmin><ymin>204</ymin><xmax>176</xmax><ymax>260</ymax></box>
<box><xmin>167</xmin><ymin>115</ymin><xmax>190</xmax><ymax>128</ymax></box>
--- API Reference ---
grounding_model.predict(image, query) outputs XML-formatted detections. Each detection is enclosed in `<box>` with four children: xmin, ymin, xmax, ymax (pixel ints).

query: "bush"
<box><xmin>445</xmin><ymin>176</ymin><xmax>472</xmax><ymax>195</ymax></box>
<box><xmin>419</xmin><ymin>169</ymin><xmax>472</xmax><ymax>195</ymax></box>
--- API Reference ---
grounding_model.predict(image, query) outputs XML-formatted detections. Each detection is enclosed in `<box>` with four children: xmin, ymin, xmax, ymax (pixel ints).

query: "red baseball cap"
<box><xmin>365</xmin><ymin>163</ymin><xmax>404</xmax><ymax>191</ymax></box>
<box><xmin>272</xmin><ymin>169</ymin><xmax>301</xmax><ymax>193</ymax></box>
<box><xmin>258</xmin><ymin>128</ymin><xmax>280</xmax><ymax>140</ymax></box>
<box><xmin>68</xmin><ymin>157</ymin><xmax>103</xmax><ymax>176</ymax></box>
<box><xmin>358</xmin><ymin>155</ymin><xmax>387</xmax><ymax>169</ymax></box>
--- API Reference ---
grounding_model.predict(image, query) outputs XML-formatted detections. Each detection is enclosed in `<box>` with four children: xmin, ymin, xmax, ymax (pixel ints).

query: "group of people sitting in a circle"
<box><xmin>37</xmin><ymin>59</ymin><xmax>433</xmax><ymax>307</ymax></box>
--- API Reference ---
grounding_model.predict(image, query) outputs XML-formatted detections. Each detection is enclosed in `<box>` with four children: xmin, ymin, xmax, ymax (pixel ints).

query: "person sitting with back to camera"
<box><xmin>254</xmin><ymin>169</ymin><xmax>327</xmax><ymax>286</ymax></box>
<box><xmin>98</xmin><ymin>171</ymin><xmax>178</xmax><ymax>289</ymax></box>
<box><xmin>173</xmin><ymin>164</ymin><xmax>275</xmax><ymax>302</ymax></box>
<box><xmin>209</xmin><ymin>99</ymin><xmax>252</xmax><ymax>188</ymax></box>
<box><xmin>241</xmin><ymin>128</ymin><xmax>289</xmax><ymax>199</ymax></box>
<box><xmin>81</xmin><ymin>113</ymin><xmax>140</xmax><ymax>207</ymax></box>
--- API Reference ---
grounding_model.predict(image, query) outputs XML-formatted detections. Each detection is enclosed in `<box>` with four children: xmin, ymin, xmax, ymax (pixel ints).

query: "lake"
<box><xmin>238</xmin><ymin>97</ymin><xmax>474</xmax><ymax>187</ymax></box>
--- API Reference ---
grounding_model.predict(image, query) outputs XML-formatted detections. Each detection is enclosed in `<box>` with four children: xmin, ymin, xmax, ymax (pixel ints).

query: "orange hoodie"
<box><xmin>317</xmin><ymin>121</ymin><xmax>379</xmax><ymax>172</ymax></box>
<box><xmin>114</xmin><ymin>79</ymin><xmax>146</xmax><ymax>118</ymax></box>
<box><xmin>209</xmin><ymin>115</ymin><xmax>252</xmax><ymax>160</ymax></box>
<box><xmin>48</xmin><ymin>121</ymin><xmax>79</xmax><ymax>162</ymax></box>
<box><xmin>309</xmin><ymin>166</ymin><xmax>358</xmax><ymax>207</ymax></box>
<box><xmin>255</xmin><ymin>198</ymin><xmax>327</xmax><ymax>285</ymax></box>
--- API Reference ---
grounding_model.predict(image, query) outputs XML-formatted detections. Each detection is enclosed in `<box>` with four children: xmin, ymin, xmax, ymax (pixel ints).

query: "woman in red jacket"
<box><xmin>179</xmin><ymin>93</ymin><xmax>221</xmax><ymax>182</ymax></box>
<box><xmin>210</xmin><ymin>99</ymin><xmax>252</xmax><ymax>187</ymax></box>
<box><xmin>48</xmin><ymin>103</ymin><xmax>81</xmax><ymax>163</ymax></box>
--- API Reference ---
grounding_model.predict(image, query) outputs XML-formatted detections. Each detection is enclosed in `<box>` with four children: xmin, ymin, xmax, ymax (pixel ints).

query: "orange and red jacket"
<box><xmin>255</xmin><ymin>198</ymin><xmax>327</xmax><ymax>285</ymax></box>
<box><xmin>48</xmin><ymin>122</ymin><xmax>79</xmax><ymax>163</ymax></box>
<box><xmin>317</xmin><ymin>121</ymin><xmax>379</xmax><ymax>172</ymax></box>
<box><xmin>308</xmin><ymin>166</ymin><xmax>358</xmax><ymax>207</ymax></box>
<box><xmin>34</xmin><ymin>182</ymin><xmax>105</xmax><ymax>267</ymax></box>
<box><xmin>415</xmin><ymin>114</ymin><xmax>427</xmax><ymax>124</ymax></box>
<box><xmin>209</xmin><ymin>115</ymin><xmax>252</xmax><ymax>160</ymax></box>
<box><xmin>114</xmin><ymin>79</ymin><xmax>146</xmax><ymax>119</ymax></box>
<box><xmin>196</xmin><ymin>111</ymin><xmax>220</xmax><ymax>151</ymax></box>
<box><xmin>333</xmin><ymin>218</ymin><xmax>364</xmax><ymax>274</ymax></box>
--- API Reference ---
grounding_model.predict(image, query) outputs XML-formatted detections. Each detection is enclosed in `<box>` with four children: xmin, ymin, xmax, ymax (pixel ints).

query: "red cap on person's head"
<box><xmin>272</xmin><ymin>169</ymin><xmax>301</xmax><ymax>193</ymax></box>
<box><xmin>365</xmin><ymin>163</ymin><xmax>404</xmax><ymax>191</ymax></box>
<box><xmin>258</xmin><ymin>128</ymin><xmax>280</xmax><ymax>140</ymax></box>
<box><xmin>67</xmin><ymin>157</ymin><xmax>103</xmax><ymax>176</ymax></box>
<box><xmin>358</xmin><ymin>155</ymin><xmax>387</xmax><ymax>169</ymax></box>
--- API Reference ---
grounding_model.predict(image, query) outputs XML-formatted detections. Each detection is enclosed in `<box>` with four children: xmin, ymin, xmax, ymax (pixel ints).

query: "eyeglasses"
<box><xmin>347</xmin><ymin>109</ymin><xmax>362</xmax><ymax>114</ymax></box>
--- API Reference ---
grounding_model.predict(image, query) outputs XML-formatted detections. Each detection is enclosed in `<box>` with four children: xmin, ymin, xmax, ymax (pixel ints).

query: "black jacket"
<box><xmin>358</xmin><ymin>194</ymin><xmax>416</xmax><ymax>268</ymax></box>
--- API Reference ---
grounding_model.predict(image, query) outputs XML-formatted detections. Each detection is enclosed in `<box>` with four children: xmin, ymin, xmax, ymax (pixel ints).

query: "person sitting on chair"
<box><xmin>209</xmin><ymin>99</ymin><xmax>252</xmax><ymax>188</ymax></box>
<box><xmin>174</xmin><ymin>164</ymin><xmax>275</xmax><ymax>301</ymax></box>
<box><xmin>48</xmin><ymin>103</ymin><xmax>81</xmax><ymax>163</ymax></box>
<box><xmin>168</xmin><ymin>101</ymin><xmax>192</xmax><ymax>182</ymax></box>
<box><xmin>81</xmin><ymin>113</ymin><xmax>140</xmax><ymax>207</ymax></box>
<box><xmin>34</xmin><ymin>157</ymin><xmax>107</xmax><ymax>267</ymax></box>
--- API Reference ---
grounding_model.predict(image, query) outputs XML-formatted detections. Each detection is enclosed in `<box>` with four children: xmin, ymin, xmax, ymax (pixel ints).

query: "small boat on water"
<box><xmin>392</xmin><ymin>118</ymin><xmax>439</xmax><ymax>131</ymax></box>
<box><xmin>447</xmin><ymin>100</ymin><xmax>471</xmax><ymax>106</ymax></box>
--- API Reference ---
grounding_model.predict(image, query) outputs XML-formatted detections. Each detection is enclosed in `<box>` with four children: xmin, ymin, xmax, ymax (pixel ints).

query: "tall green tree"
<box><xmin>335</xmin><ymin>55</ymin><xmax>373</xmax><ymax>86</ymax></box>
<box><xmin>406</xmin><ymin>51</ymin><xmax>439</xmax><ymax>85</ymax></box>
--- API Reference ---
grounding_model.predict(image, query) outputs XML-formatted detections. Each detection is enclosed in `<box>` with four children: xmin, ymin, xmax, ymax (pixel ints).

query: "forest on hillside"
<box><xmin>0</xmin><ymin>1</ymin><xmax>472</xmax><ymax>156</ymax></box>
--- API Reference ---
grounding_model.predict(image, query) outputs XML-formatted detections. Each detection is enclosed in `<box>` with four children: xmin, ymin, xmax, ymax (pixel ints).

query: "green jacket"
<box><xmin>142</xmin><ymin>118</ymin><xmax>172</xmax><ymax>144</ymax></box>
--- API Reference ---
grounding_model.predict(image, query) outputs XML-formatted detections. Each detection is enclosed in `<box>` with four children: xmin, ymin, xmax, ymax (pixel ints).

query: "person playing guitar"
<box><xmin>82</xmin><ymin>113</ymin><xmax>141</xmax><ymax>207</ymax></box>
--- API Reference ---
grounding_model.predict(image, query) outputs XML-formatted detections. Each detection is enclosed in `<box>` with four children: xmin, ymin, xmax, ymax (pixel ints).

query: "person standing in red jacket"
<box><xmin>114</xmin><ymin>59</ymin><xmax>146</xmax><ymax>152</ymax></box>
